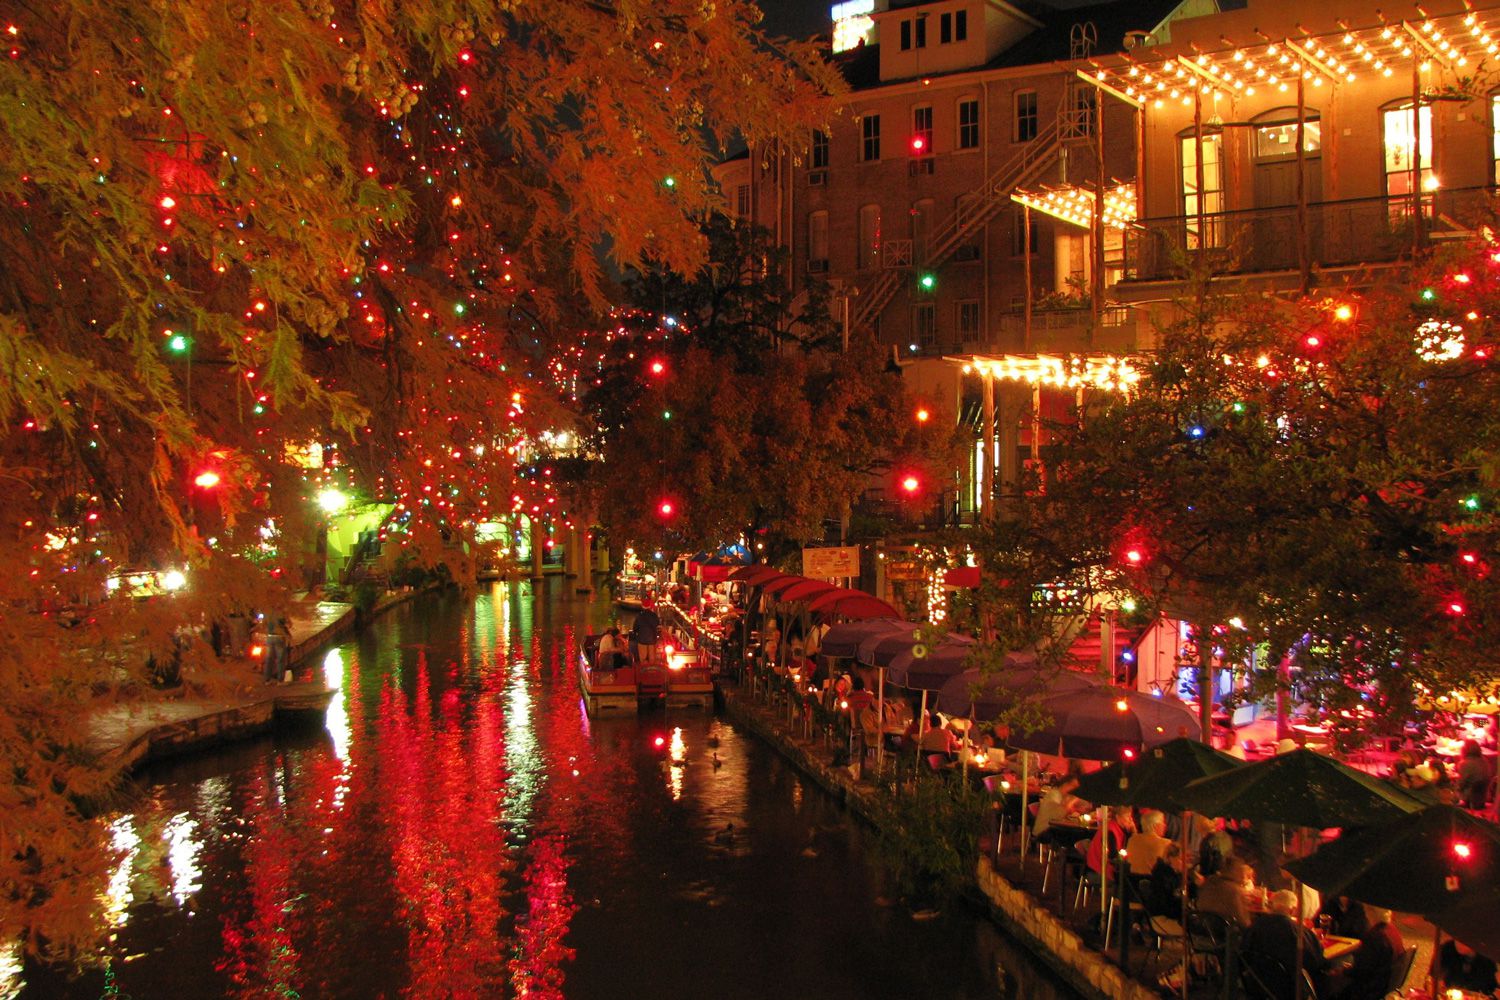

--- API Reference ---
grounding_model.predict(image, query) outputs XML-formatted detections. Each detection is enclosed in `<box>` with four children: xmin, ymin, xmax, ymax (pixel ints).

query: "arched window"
<box><xmin>1251</xmin><ymin>107</ymin><xmax>1321</xmax><ymax>162</ymax></box>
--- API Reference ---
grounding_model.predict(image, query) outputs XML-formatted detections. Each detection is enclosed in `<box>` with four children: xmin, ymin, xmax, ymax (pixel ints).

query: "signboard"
<box><xmin>885</xmin><ymin>561</ymin><xmax>926</xmax><ymax>582</ymax></box>
<box><xmin>802</xmin><ymin>545</ymin><xmax>860</xmax><ymax>579</ymax></box>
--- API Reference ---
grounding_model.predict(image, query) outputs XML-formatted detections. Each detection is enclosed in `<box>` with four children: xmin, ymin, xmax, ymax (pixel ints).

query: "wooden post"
<box><xmin>1198</xmin><ymin>628</ymin><xmax>1214</xmax><ymax>745</ymax></box>
<box><xmin>1412</xmin><ymin>59</ymin><xmax>1424</xmax><ymax>254</ymax></box>
<box><xmin>1093</xmin><ymin>95</ymin><xmax>1106</xmax><ymax>333</ymax></box>
<box><xmin>1023</xmin><ymin>206</ymin><xmax>1034</xmax><ymax>350</ymax></box>
<box><xmin>982</xmin><ymin>373</ymin><xmax>996</xmax><ymax>522</ymax></box>
<box><xmin>1193</xmin><ymin>87</ymin><xmax>1206</xmax><ymax>252</ymax></box>
<box><xmin>1296</xmin><ymin>71</ymin><xmax>1310</xmax><ymax>292</ymax></box>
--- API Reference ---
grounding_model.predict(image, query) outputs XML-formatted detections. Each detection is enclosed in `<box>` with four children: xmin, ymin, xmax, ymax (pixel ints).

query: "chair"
<box><xmin>1185</xmin><ymin>910</ymin><xmax>1231</xmax><ymax>981</ymax></box>
<box><xmin>1386</xmin><ymin>944</ymin><xmax>1418</xmax><ymax>996</ymax></box>
<box><xmin>925</xmin><ymin>753</ymin><xmax>948</xmax><ymax>773</ymax></box>
<box><xmin>1239</xmin><ymin>951</ymin><xmax>1319</xmax><ymax>1000</ymax></box>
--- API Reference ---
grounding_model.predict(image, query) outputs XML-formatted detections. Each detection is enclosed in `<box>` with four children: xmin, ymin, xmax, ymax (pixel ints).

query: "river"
<box><xmin>17</xmin><ymin>582</ymin><xmax>1078</xmax><ymax>999</ymax></box>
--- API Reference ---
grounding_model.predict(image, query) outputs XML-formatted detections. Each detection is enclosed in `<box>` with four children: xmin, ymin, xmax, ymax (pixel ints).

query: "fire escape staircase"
<box><xmin>850</xmin><ymin>120</ymin><xmax>1065</xmax><ymax>333</ymax></box>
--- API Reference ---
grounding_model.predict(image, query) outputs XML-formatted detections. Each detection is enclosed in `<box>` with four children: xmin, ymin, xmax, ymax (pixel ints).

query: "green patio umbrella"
<box><xmin>1073</xmin><ymin>736</ymin><xmax>1241</xmax><ymax>812</ymax></box>
<box><xmin>1285</xmin><ymin>804</ymin><xmax>1500</xmax><ymax>924</ymax></box>
<box><xmin>1175</xmin><ymin>748</ymin><xmax>1425</xmax><ymax>829</ymax></box>
<box><xmin>1429</xmin><ymin>887</ymin><xmax>1500</xmax><ymax>961</ymax></box>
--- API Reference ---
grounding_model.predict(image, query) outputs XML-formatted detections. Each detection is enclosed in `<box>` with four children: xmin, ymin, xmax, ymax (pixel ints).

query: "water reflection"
<box><xmin>19</xmin><ymin>583</ymin><xmax>1076</xmax><ymax>1000</ymax></box>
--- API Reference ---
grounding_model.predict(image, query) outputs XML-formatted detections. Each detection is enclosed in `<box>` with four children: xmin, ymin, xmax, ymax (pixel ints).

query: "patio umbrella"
<box><xmin>933</xmin><ymin>662</ymin><xmax>1090</xmax><ymax>719</ymax></box>
<box><xmin>1073</xmin><ymin>735</ymin><xmax>1241</xmax><ymax>812</ymax></box>
<box><xmin>1284</xmin><ymin>804</ymin><xmax>1500</xmax><ymax>918</ymax></box>
<box><xmin>805</xmin><ymin>589</ymin><xmax>901</xmax><ymax>619</ymax></box>
<box><xmin>1176</xmin><ymin>748</ymin><xmax>1425</xmax><ymax>829</ymax></box>
<box><xmin>885</xmin><ymin>637</ymin><xmax>978</xmax><ymax>691</ymax></box>
<box><xmin>1429</xmin><ymin>887</ymin><xmax>1500</xmax><ymax>960</ymax></box>
<box><xmin>1006</xmin><ymin>684</ymin><xmax>1201</xmax><ymax>762</ymax></box>
<box><xmin>818</xmin><ymin>619</ymin><xmax>914</xmax><ymax>659</ymax></box>
<box><xmin>760</xmin><ymin>574</ymin><xmax>813</xmax><ymax>597</ymax></box>
<box><xmin>856</xmin><ymin>631</ymin><xmax>922</xmax><ymax>668</ymax></box>
<box><xmin>727</xmin><ymin>565</ymin><xmax>785</xmax><ymax>584</ymax></box>
<box><xmin>770</xmin><ymin>578</ymin><xmax>839</xmax><ymax>603</ymax></box>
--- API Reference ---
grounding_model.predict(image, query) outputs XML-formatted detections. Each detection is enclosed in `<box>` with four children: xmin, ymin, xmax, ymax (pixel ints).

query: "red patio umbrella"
<box><xmin>806</xmin><ymin>590</ymin><xmax>901</xmax><ymax>619</ymax></box>
<box><xmin>728</xmin><ymin>565</ymin><xmax>787</xmax><ymax>585</ymax></box>
<box><xmin>760</xmin><ymin>575</ymin><xmax>816</xmax><ymax>597</ymax></box>
<box><xmin>772</xmin><ymin>579</ymin><xmax>840</xmax><ymax>603</ymax></box>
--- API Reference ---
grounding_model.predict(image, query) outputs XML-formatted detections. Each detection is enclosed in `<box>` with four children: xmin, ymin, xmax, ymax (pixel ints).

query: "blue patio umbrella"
<box><xmin>818</xmin><ymin>619</ymin><xmax>915</xmax><ymax>659</ymax></box>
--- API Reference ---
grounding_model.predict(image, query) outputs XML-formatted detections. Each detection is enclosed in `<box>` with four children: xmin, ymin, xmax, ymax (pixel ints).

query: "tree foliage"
<box><xmin>1</xmin><ymin>0</ymin><xmax>837</xmax><ymax>959</ymax></box>
<box><xmin>581</xmin><ymin>222</ymin><xmax>957</xmax><ymax>559</ymax></box>
<box><xmin>995</xmin><ymin>245</ymin><xmax>1500</xmax><ymax>735</ymax></box>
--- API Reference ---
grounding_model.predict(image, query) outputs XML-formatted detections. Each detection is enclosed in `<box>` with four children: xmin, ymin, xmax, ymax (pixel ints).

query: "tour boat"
<box><xmin>663</xmin><ymin>644</ymin><xmax>714</xmax><ymax>709</ymax></box>
<box><xmin>615</xmin><ymin>571</ymin><xmax>653</xmax><ymax>610</ymax></box>
<box><xmin>578</xmin><ymin>635</ymin><xmax>640</xmax><ymax>717</ymax></box>
<box><xmin>577</xmin><ymin>636</ymin><xmax>713</xmax><ymax>716</ymax></box>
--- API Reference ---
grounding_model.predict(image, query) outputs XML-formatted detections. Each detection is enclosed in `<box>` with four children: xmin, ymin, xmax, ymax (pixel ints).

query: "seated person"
<box><xmin>1316</xmin><ymin>894</ymin><xmax>1369</xmax><ymax>939</ymax></box>
<box><xmin>1328</xmin><ymin>906</ymin><xmax>1405</xmax><ymax>1000</ymax></box>
<box><xmin>918</xmin><ymin>714</ymin><xmax>959</xmax><ymax>756</ymax></box>
<box><xmin>1126</xmin><ymin>810</ymin><xmax>1174</xmax><ymax>876</ymax></box>
<box><xmin>1086</xmin><ymin>810</ymin><xmax>1136</xmax><ymax>875</ymax></box>
<box><xmin>1433</xmin><ymin>936</ymin><xmax>1499</xmax><ymax>996</ymax></box>
<box><xmin>1032</xmin><ymin>774</ymin><xmax>1083</xmax><ymax>839</ymax></box>
<box><xmin>1196</xmin><ymin>855</ymin><xmax>1253</xmax><ymax>928</ymax></box>
<box><xmin>1241</xmin><ymin>890</ymin><xmax>1330</xmax><ymax>999</ymax></box>
<box><xmin>596</xmin><ymin>626</ymin><xmax>627</xmax><ymax>669</ymax></box>
<box><xmin>1142</xmin><ymin>842</ymin><xmax>1185</xmax><ymax>917</ymax></box>
<box><xmin>845</xmin><ymin>676</ymin><xmax>874</xmax><ymax>715</ymax></box>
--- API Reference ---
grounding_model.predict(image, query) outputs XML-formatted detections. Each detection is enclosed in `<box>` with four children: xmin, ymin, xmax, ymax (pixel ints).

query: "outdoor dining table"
<box><xmin>1319</xmin><ymin>934</ymin><xmax>1361</xmax><ymax>962</ymax></box>
<box><xmin>1039</xmin><ymin>821</ymin><xmax>1097</xmax><ymax>910</ymax></box>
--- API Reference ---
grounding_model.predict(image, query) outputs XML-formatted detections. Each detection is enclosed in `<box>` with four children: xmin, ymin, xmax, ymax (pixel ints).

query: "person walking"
<box><xmin>263</xmin><ymin>615</ymin><xmax>289</xmax><ymax>683</ymax></box>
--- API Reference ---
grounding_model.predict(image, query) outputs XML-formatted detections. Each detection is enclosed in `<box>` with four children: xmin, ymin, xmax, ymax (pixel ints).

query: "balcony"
<box><xmin>1123</xmin><ymin>187</ymin><xmax>1494</xmax><ymax>284</ymax></box>
<box><xmin>994</xmin><ymin>305</ymin><xmax>1139</xmax><ymax>353</ymax></box>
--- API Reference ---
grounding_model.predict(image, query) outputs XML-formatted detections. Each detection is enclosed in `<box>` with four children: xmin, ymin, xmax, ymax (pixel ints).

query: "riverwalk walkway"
<box><xmin>85</xmin><ymin>589</ymin><xmax>416</xmax><ymax>779</ymax></box>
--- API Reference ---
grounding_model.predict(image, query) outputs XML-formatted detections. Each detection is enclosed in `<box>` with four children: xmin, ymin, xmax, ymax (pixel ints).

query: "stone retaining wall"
<box><xmin>719</xmin><ymin>684</ymin><xmax>1161</xmax><ymax>1000</ymax></box>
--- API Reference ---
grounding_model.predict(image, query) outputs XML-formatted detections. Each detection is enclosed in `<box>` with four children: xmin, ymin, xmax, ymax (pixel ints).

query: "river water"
<box><xmin>18</xmin><ymin>582</ymin><xmax>1077</xmax><ymax>1000</ymax></box>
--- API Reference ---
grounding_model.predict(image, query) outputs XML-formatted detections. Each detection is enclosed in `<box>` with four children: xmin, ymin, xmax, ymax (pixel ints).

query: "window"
<box><xmin>958</xmin><ymin>98</ymin><xmax>980</xmax><ymax>150</ymax></box>
<box><xmin>1382</xmin><ymin>101</ymin><xmax>1433</xmax><ymax>200</ymax></box>
<box><xmin>1015</xmin><ymin>91</ymin><xmax>1038</xmax><ymax>142</ymax></box>
<box><xmin>915</xmin><ymin>16</ymin><xmax>927</xmax><ymax>48</ymax></box>
<box><xmin>912</xmin><ymin>106</ymin><xmax>933</xmax><ymax>155</ymax></box>
<box><xmin>861</xmin><ymin>114</ymin><xmax>881</xmax><ymax>162</ymax></box>
<box><xmin>914</xmin><ymin>303</ymin><xmax>937</xmax><ymax>346</ymax></box>
<box><xmin>1252</xmin><ymin>114</ymin><xmax>1321</xmax><ymax>160</ymax></box>
<box><xmin>900</xmin><ymin>19</ymin><xmax>911</xmax><ymax>51</ymax></box>
<box><xmin>1180</xmin><ymin>131</ymin><xmax>1225</xmax><ymax>248</ymax></box>
<box><xmin>956</xmin><ymin>9</ymin><xmax>967</xmax><ymax>40</ymax></box>
<box><xmin>808</xmin><ymin>211</ymin><xmax>828</xmax><ymax>268</ymax></box>
<box><xmin>1011</xmin><ymin>209</ymin><xmax>1040</xmax><ymax>256</ymax></box>
<box><xmin>958</xmin><ymin>300</ymin><xmax>981</xmax><ymax>343</ymax></box>
<box><xmin>857</xmin><ymin>204</ymin><xmax>881</xmax><ymax>270</ymax></box>
<box><xmin>812</xmin><ymin>129</ymin><xmax>829</xmax><ymax>170</ymax></box>
<box><xmin>735</xmin><ymin>184</ymin><xmax>750</xmax><ymax>220</ymax></box>
<box><xmin>940</xmin><ymin>12</ymin><xmax>952</xmax><ymax>44</ymax></box>
<box><xmin>1493</xmin><ymin>93</ymin><xmax>1500</xmax><ymax>184</ymax></box>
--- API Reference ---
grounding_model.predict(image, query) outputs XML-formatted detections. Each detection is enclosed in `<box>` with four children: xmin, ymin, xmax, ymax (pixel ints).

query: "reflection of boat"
<box><xmin>615</xmin><ymin>572</ymin><xmax>653</xmax><ymax>610</ymax></box>
<box><xmin>578</xmin><ymin>636</ymin><xmax>640</xmax><ymax>717</ymax></box>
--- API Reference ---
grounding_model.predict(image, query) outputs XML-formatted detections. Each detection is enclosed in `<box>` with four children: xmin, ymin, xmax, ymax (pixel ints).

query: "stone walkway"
<box><xmin>86</xmin><ymin>597</ymin><xmax>358</xmax><ymax>777</ymax></box>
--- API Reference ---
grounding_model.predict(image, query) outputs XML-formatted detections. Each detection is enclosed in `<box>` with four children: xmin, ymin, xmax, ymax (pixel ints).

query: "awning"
<box><xmin>806</xmin><ymin>590</ymin><xmax>901</xmax><ymax>620</ymax></box>
<box><xmin>727</xmin><ymin>565</ymin><xmax>786</xmax><ymax>585</ymax></box>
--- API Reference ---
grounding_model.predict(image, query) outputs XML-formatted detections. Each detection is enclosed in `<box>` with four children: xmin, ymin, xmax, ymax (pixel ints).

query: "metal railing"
<box><xmin>1124</xmin><ymin>187</ymin><xmax>1496</xmax><ymax>282</ymax></box>
<box><xmin>851</xmin><ymin>121</ymin><xmax>1064</xmax><ymax>330</ymax></box>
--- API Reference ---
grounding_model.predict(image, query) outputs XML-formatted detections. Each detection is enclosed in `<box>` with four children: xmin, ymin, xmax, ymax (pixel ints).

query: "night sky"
<box><xmin>758</xmin><ymin>0</ymin><xmax>831</xmax><ymax>40</ymax></box>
